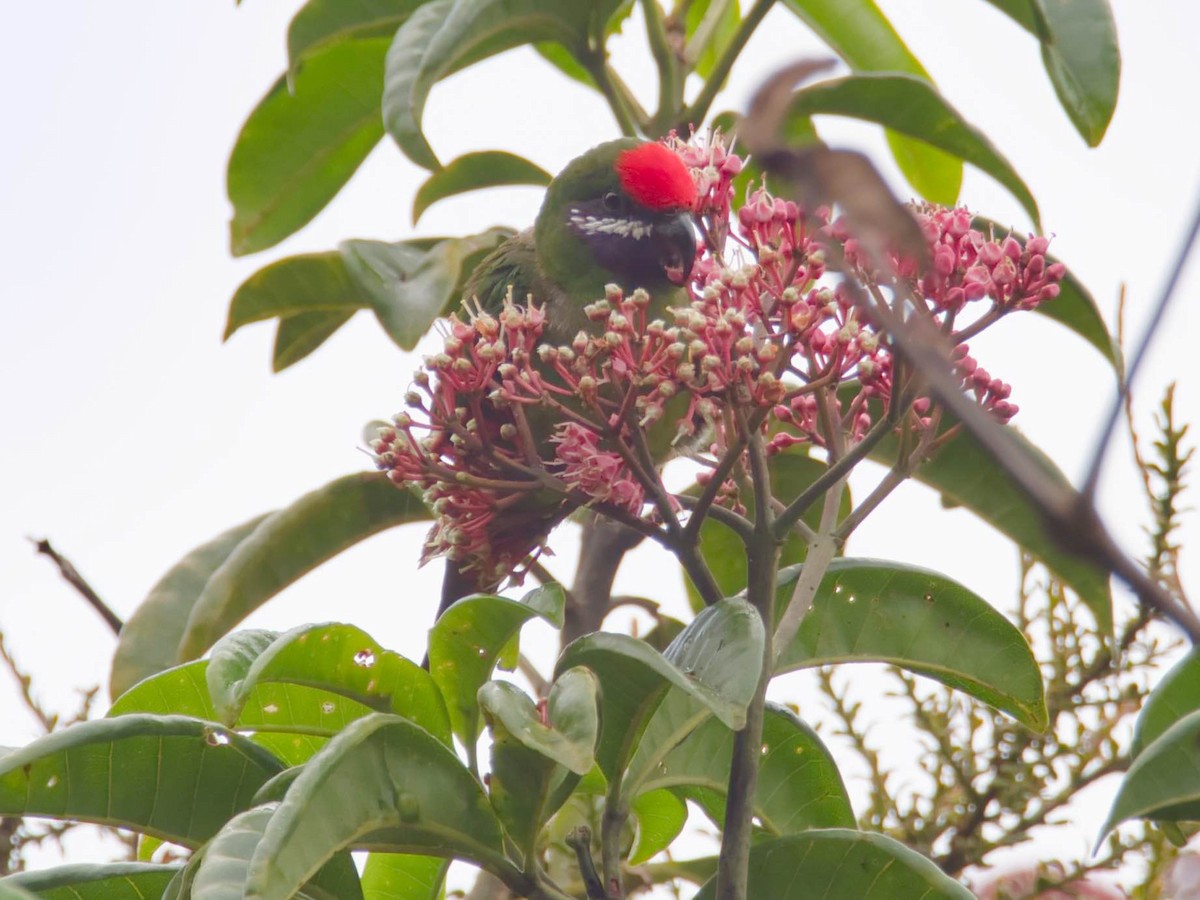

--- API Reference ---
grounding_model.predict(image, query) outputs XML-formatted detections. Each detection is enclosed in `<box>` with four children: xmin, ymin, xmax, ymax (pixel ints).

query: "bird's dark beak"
<box><xmin>658</xmin><ymin>213</ymin><xmax>698</xmax><ymax>286</ymax></box>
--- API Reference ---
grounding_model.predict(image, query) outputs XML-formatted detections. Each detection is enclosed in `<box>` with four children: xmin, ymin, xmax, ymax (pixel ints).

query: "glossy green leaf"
<box><xmin>273</xmin><ymin>310</ymin><xmax>357</xmax><ymax>372</ymax></box>
<box><xmin>429</xmin><ymin>584</ymin><xmax>565</xmax><ymax>749</ymax></box>
<box><xmin>192</xmin><ymin>805</ymin><xmax>362</xmax><ymax>900</ymax></box>
<box><xmin>288</xmin><ymin>0</ymin><xmax>427</xmax><ymax>73</ymax></box>
<box><xmin>0</xmin><ymin>715</ymin><xmax>283</xmax><ymax>847</ymax></box>
<box><xmin>974</xmin><ymin>217</ymin><xmax>1120</xmax><ymax>368</ymax></box>
<box><xmin>382</xmin><ymin>0</ymin><xmax>616</xmax><ymax>169</ymax></box>
<box><xmin>224</xmin><ymin>252</ymin><xmax>366</xmax><ymax>342</ymax></box>
<box><xmin>533</xmin><ymin>1</ymin><xmax>633</xmax><ymax>87</ymax></box>
<box><xmin>886</xmin><ymin>425</ymin><xmax>1113</xmax><ymax>630</ymax></box>
<box><xmin>110</xmin><ymin>514</ymin><xmax>272</xmax><ymax>699</ymax></box>
<box><xmin>110</xmin><ymin>658</ymin><xmax>354</xmax><ymax>765</ymax></box>
<box><xmin>360</xmin><ymin>853</ymin><xmax>449</xmax><ymax>900</ymax></box>
<box><xmin>629</xmin><ymin>788</ymin><xmax>688</xmax><ymax>865</ymax></box>
<box><xmin>228</xmin><ymin>38</ymin><xmax>388</xmax><ymax>256</ymax></box>
<box><xmin>207</xmin><ymin>623</ymin><xmax>452</xmax><ymax>745</ymax></box>
<box><xmin>340</xmin><ymin>228</ymin><xmax>513</xmax><ymax>350</ymax></box>
<box><xmin>1101</xmin><ymin>709</ymin><xmax>1200</xmax><ymax>840</ymax></box>
<box><xmin>413</xmin><ymin>152</ymin><xmax>550</xmax><ymax>222</ymax></box>
<box><xmin>775</xmin><ymin>559</ymin><xmax>1047</xmax><ymax>730</ymax></box>
<box><xmin>177</xmin><ymin>474</ymin><xmax>429</xmax><ymax>660</ymax></box>
<box><xmin>481</xmin><ymin>670</ymin><xmax>598</xmax><ymax>854</ymax></box>
<box><xmin>479</xmin><ymin>669</ymin><xmax>599</xmax><ymax>775</ymax></box>
<box><xmin>786</xmin><ymin>73</ymin><xmax>1039</xmax><ymax>227</ymax></box>
<box><xmin>638</xmin><ymin>704</ymin><xmax>853</xmax><ymax>834</ymax></box>
<box><xmin>981</xmin><ymin>0</ymin><xmax>1119</xmax><ymax>145</ymax></box>
<box><xmin>0</xmin><ymin>864</ymin><xmax>180</xmax><ymax>899</ymax></box>
<box><xmin>693</xmin><ymin>830</ymin><xmax>974</xmax><ymax>899</ymax></box>
<box><xmin>555</xmin><ymin>597</ymin><xmax>764</xmax><ymax>782</ymax></box>
<box><xmin>685</xmin><ymin>454</ymin><xmax>851</xmax><ymax>610</ymax></box>
<box><xmin>1133</xmin><ymin>649</ymin><xmax>1200</xmax><ymax>757</ymax></box>
<box><xmin>783</xmin><ymin>0</ymin><xmax>962</xmax><ymax>203</ymax></box>
<box><xmin>244</xmin><ymin>714</ymin><xmax>516</xmax><ymax>900</ymax></box>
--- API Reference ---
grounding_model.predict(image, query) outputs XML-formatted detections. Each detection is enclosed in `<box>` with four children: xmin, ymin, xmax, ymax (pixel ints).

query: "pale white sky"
<box><xmin>2</xmin><ymin>0</ymin><xmax>1199</xmax><ymax>886</ymax></box>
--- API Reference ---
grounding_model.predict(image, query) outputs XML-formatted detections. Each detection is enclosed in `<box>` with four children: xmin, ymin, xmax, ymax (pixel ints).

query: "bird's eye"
<box><xmin>602</xmin><ymin>192</ymin><xmax>622</xmax><ymax>212</ymax></box>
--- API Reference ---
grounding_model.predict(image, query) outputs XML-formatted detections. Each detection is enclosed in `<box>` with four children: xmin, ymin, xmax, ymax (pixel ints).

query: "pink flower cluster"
<box><xmin>372</xmin><ymin>135</ymin><xmax>1065</xmax><ymax>584</ymax></box>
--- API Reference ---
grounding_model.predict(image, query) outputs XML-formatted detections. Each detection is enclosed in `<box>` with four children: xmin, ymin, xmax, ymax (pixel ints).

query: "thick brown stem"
<box><xmin>563</xmin><ymin>512</ymin><xmax>645</xmax><ymax>646</ymax></box>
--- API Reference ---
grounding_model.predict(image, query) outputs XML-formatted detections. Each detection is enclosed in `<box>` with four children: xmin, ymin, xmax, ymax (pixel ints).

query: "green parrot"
<box><xmin>438</xmin><ymin>137</ymin><xmax>699</xmax><ymax>613</ymax></box>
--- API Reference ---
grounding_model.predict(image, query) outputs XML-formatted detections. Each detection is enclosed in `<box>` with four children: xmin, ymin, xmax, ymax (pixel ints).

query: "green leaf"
<box><xmin>974</xmin><ymin>217</ymin><xmax>1120</xmax><ymax>368</ymax></box>
<box><xmin>1133</xmin><ymin>649</ymin><xmax>1200</xmax><ymax>757</ymax></box>
<box><xmin>192</xmin><ymin>805</ymin><xmax>362</xmax><ymax>900</ymax></box>
<box><xmin>225</xmin><ymin>252</ymin><xmax>366</xmax><ymax>342</ymax></box>
<box><xmin>360</xmin><ymin>853</ymin><xmax>449</xmax><ymax>900</ymax></box>
<box><xmin>413</xmin><ymin>152</ymin><xmax>550</xmax><ymax>222</ymax></box>
<box><xmin>786</xmin><ymin>73</ymin><xmax>1039</xmax><ymax>227</ymax></box>
<box><xmin>109</xmin><ymin>659</ymin><xmax>349</xmax><ymax>766</ymax></box>
<box><xmin>273</xmin><ymin>310</ymin><xmax>357</xmax><ymax>372</ymax></box>
<box><xmin>429</xmin><ymin>584</ymin><xmax>565</xmax><ymax>749</ymax></box>
<box><xmin>177</xmin><ymin>474</ymin><xmax>430</xmax><ymax>660</ymax></box>
<box><xmin>629</xmin><ymin>789</ymin><xmax>688</xmax><ymax>865</ymax></box>
<box><xmin>228</xmin><ymin>38</ymin><xmax>388</xmax><ymax>256</ymax></box>
<box><xmin>981</xmin><ymin>0</ymin><xmax>1120</xmax><ymax>145</ymax></box>
<box><xmin>0</xmin><ymin>864</ymin><xmax>180</xmax><ymax>899</ymax></box>
<box><xmin>685</xmin><ymin>454</ymin><xmax>851</xmax><ymax>610</ymax></box>
<box><xmin>890</xmin><ymin>425</ymin><xmax>1113</xmax><ymax>631</ymax></box>
<box><xmin>1101</xmin><ymin>709</ymin><xmax>1200</xmax><ymax>840</ymax></box>
<box><xmin>479</xmin><ymin>669</ymin><xmax>599</xmax><ymax>776</ymax></box>
<box><xmin>782</xmin><ymin>0</ymin><xmax>962</xmax><ymax>203</ymax></box>
<box><xmin>110</xmin><ymin>515</ymin><xmax>272</xmax><ymax>699</ymax></box>
<box><xmin>637</xmin><ymin>704</ymin><xmax>853</xmax><ymax>834</ymax></box>
<box><xmin>340</xmin><ymin>228</ymin><xmax>514</xmax><ymax>350</ymax></box>
<box><xmin>554</xmin><ymin>597</ymin><xmax>764</xmax><ymax>783</ymax></box>
<box><xmin>288</xmin><ymin>0</ymin><xmax>428</xmax><ymax>74</ymax></box>
<box><xmin>0</xmin><ymin>715</ymin><xmax>283</xmax><ymax>848</ymax></box>
<box><xmin>206</xmin><ymin>623</ymin><xmax>452</xmax><ymax>745</ymax></box>
<box><xmin>0</xmin><ymin>882</ymin><xmax>39</xmax><ymax>900</ymax></box>
<box><xmin>383</xmin><ymin>0</ymin><xmax>610</xmax><ymax>169</ymax></box>
<box><xmin>685</xmin><ymin>0</ymin><xmax>741</xmax><ymax>80</ymax></box>
<box><xmin>244</xmin><ymin>714</ymin><xmax>515</xmax><ymax>900</ymax></box>
<box><xmin>693</xmin><ymin>830</ymin><xmax>974</xmax><ymax>899</ymax></box>
<box><xmin>480</xmin><ymin>670</ymin><xmax>599</xmax><ymax>854</ymax></box>
<box><xmin>774</xmin><ymin>559</ymin><xmax>1047</xmax><ymax>730</ymax></box>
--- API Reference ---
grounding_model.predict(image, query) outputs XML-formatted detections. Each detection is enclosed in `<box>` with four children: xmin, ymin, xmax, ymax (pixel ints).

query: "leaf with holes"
<box><xmin>206</xmin><ymin>623</ymin><xmax>451</xmax><ymax>745</ymax></box>
<box><xmin>774</xmin><ymin>559</ymin><xmax>1046</xmax><ymax>729</ymax></box>
<box><xmin>177</xmin><ymin>474</ymin><xmax>429</xmax><ymax>661</ymax></box>
<box><xmin>0</xmin><ymin>715</ymin><xmax>283</xmax><ymax>848</ymax></box>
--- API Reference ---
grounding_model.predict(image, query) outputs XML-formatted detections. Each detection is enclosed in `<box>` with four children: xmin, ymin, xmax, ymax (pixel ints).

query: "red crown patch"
<box><xmin>615</xmin><ymin>142</ymin><xmax>697</xmax><ymax>212</ymax></box>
